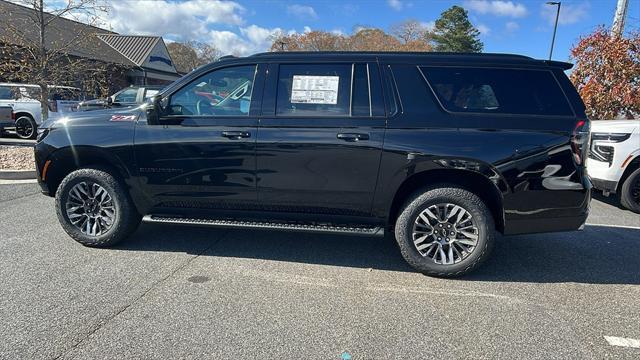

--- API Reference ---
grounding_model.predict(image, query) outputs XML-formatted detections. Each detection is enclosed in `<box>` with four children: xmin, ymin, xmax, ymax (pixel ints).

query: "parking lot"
<box><xmin>1</xmin><ymin>183</ymin><xmax>639</xmax><ymax>359</ymax></box>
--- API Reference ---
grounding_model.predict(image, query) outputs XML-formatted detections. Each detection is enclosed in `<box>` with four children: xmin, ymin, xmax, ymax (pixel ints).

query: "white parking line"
<box><xmin>0</xmin><ymin>179</ymin><xmax>38</xmax><ymax>185</ymax></box>
<box><xmin>604</xmin><ymin>336</ymin><xmax>640</xmax><ymax>349</ymax></box>
<box><xmin>586</xmin><ymin>223</ymin><xmax>640</xmax><ymax>230</ymax></box>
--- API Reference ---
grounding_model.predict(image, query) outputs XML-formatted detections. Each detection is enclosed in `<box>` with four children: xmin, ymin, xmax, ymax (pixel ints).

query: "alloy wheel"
<box><xmin>65</xmin><ymin>181</ymin><xmax>116</xmax><ymax>236</ymax></box>
<box><xmin>412</xmin><ymin>203</ymin><xmax>479</xmax><ymax>265</ymax></box>
<box><xmin>15</xmin><ymin>117</ymin><xmax>34</xmax><ymax>139</ymax></box>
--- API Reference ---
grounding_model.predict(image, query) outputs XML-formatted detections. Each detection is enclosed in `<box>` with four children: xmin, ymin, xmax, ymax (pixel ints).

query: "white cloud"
<box><xmin>477</xmin><ymin>24</ymin><xmax>491</xmax><ymax>35</ymax></box>
<box><xmin>505</xmin><ymin>21</ymin><xmax>519</xmax><ymax>32</ymax></box>
<box><xmin>287</xmin><ymin>4</ymin><xmax>318</xmax><ymax>20</ymax></box>
<box><xmin>387</xmin><ymin>0</ymin><xmax>404</xmax><ymax>11</ymax></box>
<box><xmin>107</xmin><ymin>0</ymin><xmax>245</xmax><ymax>40</ymax></box>
<box><xmin>303</xmin><ymin>26</ymin><xmax>312</xmax><ymax>33</ymax></box>
<box><xmin>420</xmin><ymin>21</ymin><xmax>436</xmax><ymax>31</ymax></box>
<box><xmin>541</xmin><ymin>2</ymin><xmax>590</xmax><ymax>25</ymax></box>
<box><xmin>464</xmin><ymin>1</ymin><xmax>528</xmax><ymax>18</ymax></box>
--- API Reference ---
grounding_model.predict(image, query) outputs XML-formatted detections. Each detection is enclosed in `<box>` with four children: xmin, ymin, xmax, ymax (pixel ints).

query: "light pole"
<box><xmin>546</xmin><ymin>1</ymin><xmax>561</xmax><ymax>60</ymax></box>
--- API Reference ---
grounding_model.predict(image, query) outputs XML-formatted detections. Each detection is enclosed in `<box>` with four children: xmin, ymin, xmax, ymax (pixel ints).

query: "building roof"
<box><xmin>0</xmin><ymin>0</ymin><xmax>178</xmax><ymax>74</ymax></box>
<box><xmin>97</xmin><ymin>35</ymin><xmax>161</xmax><ymax>66</ymax></box>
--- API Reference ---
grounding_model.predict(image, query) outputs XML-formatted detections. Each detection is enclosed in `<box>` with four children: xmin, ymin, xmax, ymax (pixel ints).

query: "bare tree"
<box><xmin>0</xmin><ymin>0</ymin><xmax>111</xmax><ymax>120</ymax></box>
<box><xmin>167</xmin><ymin>41</ymin><xmax>221</xmax><ymax>73</ymax></box>
<box><xmin>391</xmin><ymin>19</ymin><xmax>431</xmax><ymax>44</ymax></box>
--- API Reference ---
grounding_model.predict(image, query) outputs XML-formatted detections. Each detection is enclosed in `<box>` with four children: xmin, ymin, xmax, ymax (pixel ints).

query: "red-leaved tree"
<box><xmin>570</xmin><ymin>27</ymin><xmax>640</xmax><ymax>119</ymax></box>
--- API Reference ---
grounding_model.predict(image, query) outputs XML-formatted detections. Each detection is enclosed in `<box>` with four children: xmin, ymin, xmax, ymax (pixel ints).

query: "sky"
<box><xmin>95</xmin><ymin>0</ymin><xmax>639</xmax><ymax>61</ymax></box>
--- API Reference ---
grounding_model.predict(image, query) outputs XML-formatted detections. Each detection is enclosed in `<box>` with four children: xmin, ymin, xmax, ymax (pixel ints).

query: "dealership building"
<box><xmin>0</xmin><ymin>0</ymin><xmax>180</xmax><ymax>92</ymax></box>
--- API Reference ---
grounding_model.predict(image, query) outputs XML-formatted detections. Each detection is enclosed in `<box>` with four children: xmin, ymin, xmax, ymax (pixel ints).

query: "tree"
<box><xmin>431</xmin><ymin>6</ymin><xmax>483</xmax><ymax>53</ymax></box>
<box><xmin>270</xmin><ymin>27</ymin><xmax>431</xmax><ymax>52</ymax></box>
<box><xmin>0</xmin><ymin>0</ymin><xmax>112</xmax><ymax>120</ymax></box>
<box><xmin>167</xmin><ymin>41</ymin><xmax>221</xmax><ymax>74</ymax></box>
<box><xmin>570</xmin><ymin>27</ymin><xmax>640</xmax><ymax>119</ymax></box>
<box><xmin>390</xmin><ymin>19</ymin><xmax>431</xmax><ymax>44</ymax></box>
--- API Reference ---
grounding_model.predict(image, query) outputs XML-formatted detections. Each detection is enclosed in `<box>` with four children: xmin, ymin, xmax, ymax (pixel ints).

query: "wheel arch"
<box><xmin>13</xmin><ymin>111</ymin><xmax>35</xmax><ymax>120</ymax></box>
<box><xmin>44</xmin><ymin>146</ymin><xmax>132</xmax><ymax>197</ymax></box>
<box><xmin>388</xmin><ymin>168</ymin><xmax>506</xmax><ymax>233</ymax></box>
<box><xmin>617</xmin><ymin>154</ymin><xmax>640</xmax><ymax>193</ymax></box>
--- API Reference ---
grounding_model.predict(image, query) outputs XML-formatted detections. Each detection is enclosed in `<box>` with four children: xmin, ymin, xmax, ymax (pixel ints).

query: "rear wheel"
<box><xmin>394</xmin><ymin>186</ymin><xmax>495</xmax><ymax>277</ymax></box>
<box><xmin>55</xmin><ymin>167</ymin><xmax>141</xmax><ymax>247</ymax></box>
<box><xmin>15</xmin><ymin>115</ymin><xmax>36</xmax><ymax>139</ymax></box>
<box><xmin>620</xmin><ymin>167</ymin><xmax>640</xmax><ymax>213</ymax></box>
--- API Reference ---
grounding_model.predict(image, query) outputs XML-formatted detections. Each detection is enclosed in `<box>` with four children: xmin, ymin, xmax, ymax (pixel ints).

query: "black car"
<box><xmin>34</xmin><ymin>52</ymin><xmax>591</xmax><ymax>277</ymax></box>
<box><xmin>77</xmin><ymin>86</ymin><xmax>164</xmax><ymax>111</ymax></box>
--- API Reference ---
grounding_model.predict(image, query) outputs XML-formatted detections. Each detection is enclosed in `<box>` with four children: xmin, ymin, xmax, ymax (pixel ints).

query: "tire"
<box><xmin>394</xmin><ymin>186</ymin><xmax>495</xmax><ymax>277</ymax></box>
<box><xmin>15</xmin><ymin>115</ymin><xmax>37</xmax><ymax>139</ymax></box>
<box><xmin>55</xmin><ymin>167</ymin><xmax>141</xmax><ymax>247</ymax></box>
<box><xmin>620</xmin><ymin>167</ymin><xmax>640</xmax><ymax>213</ymax></box>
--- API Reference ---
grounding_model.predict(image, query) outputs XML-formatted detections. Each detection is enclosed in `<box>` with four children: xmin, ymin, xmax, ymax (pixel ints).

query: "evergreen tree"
<box><xmin>432</xmin><ymin>6</ymin><xmax>483</xmax><ymax>53</ymax></box>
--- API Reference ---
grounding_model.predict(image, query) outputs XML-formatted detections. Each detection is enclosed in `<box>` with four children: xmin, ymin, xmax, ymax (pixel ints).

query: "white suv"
<box><xmin>0</xmin><ymin>83</ymin><xmax>81</xmax><ymax>139</ymax></box>
<box><xmin>588</xmin><ymin>120</ymin><xmax>640</xmax><ymax>213</ymax></box>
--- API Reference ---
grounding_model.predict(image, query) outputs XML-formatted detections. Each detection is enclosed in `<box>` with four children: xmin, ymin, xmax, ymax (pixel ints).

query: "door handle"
<box><xmin>221</xmin><ymin>131</ymin><xmax>251</xmax><ymax>139</ymax></box>
<box><xmin>337</xmin><ymin>133</ymin><xmax>369</xmax><ymax>142</ymax></box>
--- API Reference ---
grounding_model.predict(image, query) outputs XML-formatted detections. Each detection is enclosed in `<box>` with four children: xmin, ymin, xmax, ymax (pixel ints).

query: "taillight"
<box><xmin>11</xmin><ymin>110</ymin><xmax>15</xmax><ymax>120</ymax></box>
<box><xmin>571</xmin><ymin>120</ymin><xmax>590</xmax><ymax>165</ymax></box>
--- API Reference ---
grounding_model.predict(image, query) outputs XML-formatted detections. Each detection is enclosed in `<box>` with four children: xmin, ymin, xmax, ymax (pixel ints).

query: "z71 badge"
<box><xmin>110</xmin><ymin>115</ymin><xmax>137</xmax><ymax>122</ymax></box>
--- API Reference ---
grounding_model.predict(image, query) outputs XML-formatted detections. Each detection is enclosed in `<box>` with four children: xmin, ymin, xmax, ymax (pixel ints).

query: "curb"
<box><xmin>0</xmin><ymin>140</ymin><xmax>36</xmax><ymax>147</ymax></box>
<box><xmin>0</xmin><ymin>170</ymin><xmax>37</xmax><ymax>180</ymax></box>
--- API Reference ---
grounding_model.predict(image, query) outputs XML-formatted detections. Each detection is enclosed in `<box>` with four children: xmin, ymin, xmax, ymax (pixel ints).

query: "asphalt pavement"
<box><xmin>1</xmin><ymin>183</ymin><xmax>639</xmax><ymax>359</ymax></box>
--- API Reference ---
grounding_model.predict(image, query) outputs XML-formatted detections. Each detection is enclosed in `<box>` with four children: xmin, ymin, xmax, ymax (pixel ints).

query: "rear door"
<box><xmin>256</xmin><ymin>62</ymin><xmax>386</xmax><ymax>217</ymax></box>
<box><xmin>134</xmin><ymin>63</ymin><xmax>263</xmax><ymax>212</ymax></box>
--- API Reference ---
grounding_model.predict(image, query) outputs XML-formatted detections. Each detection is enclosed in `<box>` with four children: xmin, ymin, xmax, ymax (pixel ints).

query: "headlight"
<box><xmin>591</xmin><ymin>132</ymin><xmax>631</xmax><ymax>143</ymax></box>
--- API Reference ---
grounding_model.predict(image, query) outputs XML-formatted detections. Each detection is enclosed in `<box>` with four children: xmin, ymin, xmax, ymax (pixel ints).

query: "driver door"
<box><xmin>134</xmin><ymin>64</ymin><xmax>263</xmax><ymax>213</ymax></box>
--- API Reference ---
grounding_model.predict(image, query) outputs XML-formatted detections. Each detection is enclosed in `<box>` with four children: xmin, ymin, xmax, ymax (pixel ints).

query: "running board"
<box><xmin>142</xmin><ymin>215</ymin><xmax>384</xmax><ymax>236</ymax></box>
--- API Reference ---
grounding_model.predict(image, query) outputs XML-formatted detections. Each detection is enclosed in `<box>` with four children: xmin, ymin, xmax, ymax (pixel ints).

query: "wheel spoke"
<box><xmin>412</xmin><ymin>202</ymin><xmax>479</xmax><ymax>265</ymax></box>
<box><xmin>66</xmin><ymin>182</ymin><xmax>115</xmax><ymax>237</ymax></box>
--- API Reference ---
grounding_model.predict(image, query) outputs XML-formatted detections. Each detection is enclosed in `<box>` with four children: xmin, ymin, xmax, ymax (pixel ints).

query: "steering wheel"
<box><xmin>216</xmin><ymin>80</ymin><xmax>251</xmax><ymax>108</ymax></box>
<box><xmin>196</xmin><ymin>99</ymin><xmax>213</xmax><ymax>115</ymax></box>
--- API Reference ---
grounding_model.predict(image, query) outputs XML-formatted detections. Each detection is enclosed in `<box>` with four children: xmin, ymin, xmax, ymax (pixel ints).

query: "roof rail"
<box><xmin>250</xmin><ymin>51</ymin><xmax>534</xmax><ymax>60</ymax></box>
<box><xmin>218</xmin><ymin>55</ymin><xmax>237</xmax><ymax>60</ymax></box>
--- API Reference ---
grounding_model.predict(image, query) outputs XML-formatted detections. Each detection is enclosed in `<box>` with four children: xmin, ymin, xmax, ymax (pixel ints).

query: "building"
<box><xmin>0</xmin><ymin>0</ymin><xmax>180</xmax><ymax>94</ymax></box>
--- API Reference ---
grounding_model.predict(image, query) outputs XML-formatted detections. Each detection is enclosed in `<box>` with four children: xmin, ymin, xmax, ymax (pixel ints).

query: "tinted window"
<box><xmin>0</xmin><ymin>86</ymin><xmax>14</xmax><ymax>100</ymax></box>
<box><xmin>169</xmin><ymin>65</ymin><xmax>256</xmax><ymax>116</ymax></box>
<box><xmin>114</xmin><ymin>88</ymin><xmax>138</xmax><ymax>103</ymax></box>
<box><xmin>276</xmin><ymin>64</ymin><xmax>351</xmax><ymax>117</ymax></box>
<box><xmin>421</xmin><ymin>67</ymin><xmax>574</xmax><ymax>116</ymax></box>
<box><xmin>352</xmin><ymin>64</ymin><xmax>369</xmax><ymax>116</ymax></box>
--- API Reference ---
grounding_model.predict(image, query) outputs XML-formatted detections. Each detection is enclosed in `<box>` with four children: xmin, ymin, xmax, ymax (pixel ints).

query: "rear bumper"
<box><xmin>503</xmin><ymin>188</ymin><xmax>591</xmax><ymax>236</ymax></box>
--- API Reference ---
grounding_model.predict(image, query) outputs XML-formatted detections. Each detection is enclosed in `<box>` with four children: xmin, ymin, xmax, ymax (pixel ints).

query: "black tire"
<box><xmin>620</xmin><ymin>167</ymin><xmax>640</xmax><ymax>213</ymax></box>
<box><xmin>55</xmin><ymin>167</ymin><xmax>141</xmax><ymax>247</ymax></box>
<box><xmin>15</xmin><ymin>115</ymin><xmax>37</xmax><ymax>139</ymax></box>
<box><xmin>394</xmin><ymin>186</ymin><xmax>495</xmax><ymax>277</ymax></box>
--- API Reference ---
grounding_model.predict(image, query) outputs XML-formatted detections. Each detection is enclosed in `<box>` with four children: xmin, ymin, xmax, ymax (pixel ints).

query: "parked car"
<box><xmin>77</xmin><ymin>86</ymin><xmax>164</xmax><ymax>111</ymax></box>
<box><xmin>0</xmin><ymin>105</ymin><xmax>12</xmax><ymax>132</ymax></box>
<box><xmin>0</xmin><ymin>83</ymin><xmax>82</xmax><ymax>139</ymax></box>
<box><xmin>587</xmin><ymin>119</ymin><xmax>640</xmax><ymax>213</ymax></box>
<box><xmin>34</xmin><ymin>52</ymin><xmax>591</xmax><ymax>277</ymax></box>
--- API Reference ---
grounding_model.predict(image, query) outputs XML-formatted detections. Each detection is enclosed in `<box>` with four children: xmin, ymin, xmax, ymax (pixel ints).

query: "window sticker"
<box><xmin>290</xmin><ymin>75</ymin><xmax>339</xmax><ymax>104</ymax></box>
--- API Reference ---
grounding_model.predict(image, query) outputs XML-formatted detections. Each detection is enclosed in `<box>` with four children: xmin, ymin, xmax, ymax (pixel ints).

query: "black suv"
<box><xmin>34</xmin><ymin>52</ymin><xmax>591</xmax><ymax>277</ymax></box>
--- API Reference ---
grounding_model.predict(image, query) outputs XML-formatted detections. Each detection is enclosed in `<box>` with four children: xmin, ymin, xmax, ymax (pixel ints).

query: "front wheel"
<box><xmin>394</xmin><ymin>186</ymin><xmax>495</xmax><ymax>277</ymax></box>
<box><xmin>55</xmin><ymin>167</ymin><xmax>141</xmax><ymax>247</ymax></box>
<box><xmin>620</xmin><ymin>167</ymin><xmax>640</xmax><ymax>213</ymax></box>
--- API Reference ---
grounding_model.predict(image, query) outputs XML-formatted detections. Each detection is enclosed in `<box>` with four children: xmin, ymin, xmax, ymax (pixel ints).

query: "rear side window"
<box><xmin>0</xmin><ymin>86</ymin><xmax>14</xmax><ymax>100</ymax></box>
<box><xmin>277</xmin><ymin>64</ymin><xmax>351</xmax><ymax>117</ymax></box>
<box><xmin>420</xmin><ymin>67</ymin><xmax>574</xmax><ymax>116</ymax></box>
